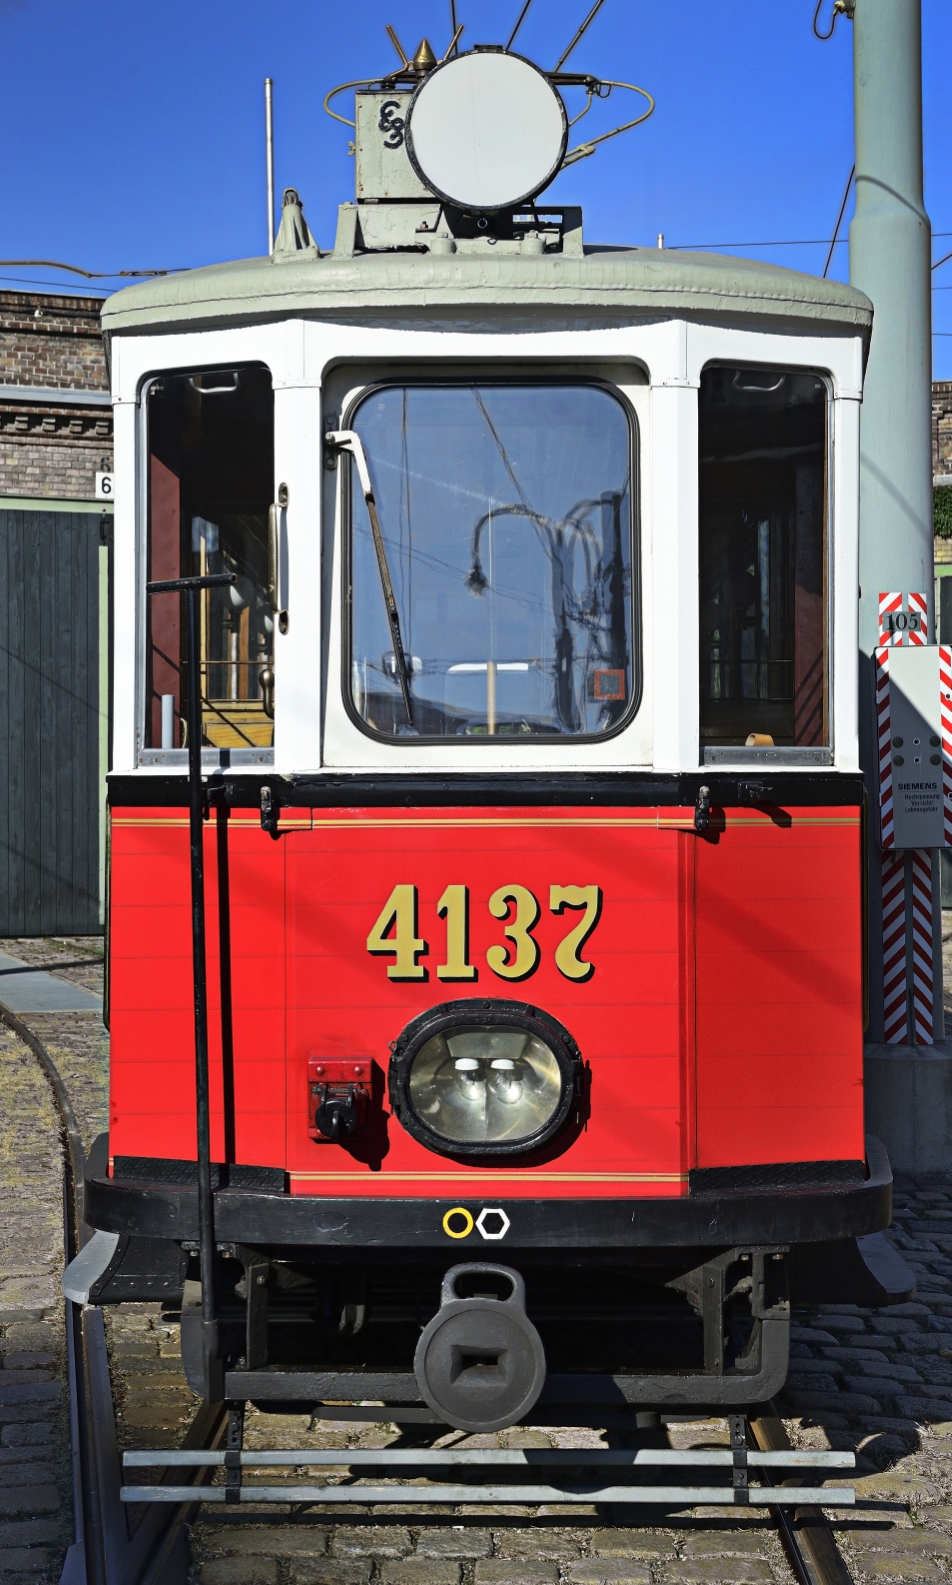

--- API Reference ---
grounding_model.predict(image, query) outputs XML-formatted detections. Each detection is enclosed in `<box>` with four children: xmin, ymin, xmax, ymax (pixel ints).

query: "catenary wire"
<box><xmin>671</xmin><ymin>231</ymin><xmax>952</xmax><ymax>251</ymax></box>
<box><xmin>0</xmin><ymin>275</ymin><xmax>110</xmax><ymax>294</ymax></box>
<box><xmin>0</xmin><ymin>259</ymin><xmax>169</xmax><ymax>278</ymax></box>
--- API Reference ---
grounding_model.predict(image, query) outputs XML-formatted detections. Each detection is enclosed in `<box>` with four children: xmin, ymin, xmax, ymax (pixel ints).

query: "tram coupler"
<box><xmin>414</xmin><ymin>1264</ymin><xmax>546</xmax><ymax>1433</ymax></box>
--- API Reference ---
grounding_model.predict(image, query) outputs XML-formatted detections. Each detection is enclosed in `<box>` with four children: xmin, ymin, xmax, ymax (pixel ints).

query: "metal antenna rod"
<box><xmin>506</xmin><ymin>0</ymin><xmax>533</xmax><ymax>51</ymax></box>
<box><xmin>265</xmin><ymin>78</ymin><xmax>275</xmax><ymax>254</ymax></box>
<box><xmin>449</xmin><ymin>0</ymin><xmax>461</xmax><ymax>53</ymax></box>
<box><xmin>553</xmin><ymin>0</ymin><xmax>607</xmax><ymax>71</ymax></box>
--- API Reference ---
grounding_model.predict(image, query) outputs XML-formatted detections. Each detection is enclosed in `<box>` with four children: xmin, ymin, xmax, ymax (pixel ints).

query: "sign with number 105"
<box><xmin>366</xmin><ymin>883</ymin><xmax>602</xmax><ymax>984</ymax></box>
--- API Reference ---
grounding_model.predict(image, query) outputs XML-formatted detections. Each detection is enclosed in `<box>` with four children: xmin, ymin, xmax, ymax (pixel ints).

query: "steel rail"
<box><xmin>125</xmin><ymin>1447</ymin><xmax>854</xmax><ymax>1468</ymax></box>
<box><xmin>123</xmin><ymin>1483</ymin><xmax>856</xmax><ymax>1507</ymax></box>
<box><xmin>0</xmin><ymin>994</ymin><xmax>225</xmax><ymax>1585</ymax></box>
<box><xmin>749</xmin><ymin>1411</ymin><xmax>856</xmax><ymax>1585</ymax></box>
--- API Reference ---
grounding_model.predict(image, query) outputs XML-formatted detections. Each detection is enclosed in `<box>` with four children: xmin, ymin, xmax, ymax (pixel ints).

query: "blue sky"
<box><xmin>3</xmin><ymin>0</ymin><xmax>951</xmax><ymax>372</ymax></box>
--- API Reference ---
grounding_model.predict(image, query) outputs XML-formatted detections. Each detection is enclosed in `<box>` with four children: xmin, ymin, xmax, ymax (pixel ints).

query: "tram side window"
<box><xmin>698</xmin><ymin>367</ymin><xmax>827</xmax><ymax>749</ymax></box>
<box><xmin>145</xmin><ymin>366</ymin><xmax>274</xmax><ymax>750</ymax></box>
<box><xmin>347</xmin><ymin>383</ymin><xmax>634</xmax><ymax>740</ymax></box>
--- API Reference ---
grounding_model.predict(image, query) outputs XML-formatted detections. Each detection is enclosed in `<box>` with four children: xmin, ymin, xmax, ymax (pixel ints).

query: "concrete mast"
<box><xmin>849</xmin><ymin>0</ymin><xmax>945</xmax><ymax>1162</ymax></box>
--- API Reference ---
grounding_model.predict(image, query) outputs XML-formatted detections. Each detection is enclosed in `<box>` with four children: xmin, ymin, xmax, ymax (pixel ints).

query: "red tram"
<box><xmin>66</xmin><ymin>31</ymin><xmax>905</xmax><ymax>1432</ymax></box>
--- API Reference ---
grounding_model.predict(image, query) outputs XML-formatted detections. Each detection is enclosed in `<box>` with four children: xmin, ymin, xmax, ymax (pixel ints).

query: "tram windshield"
<box><xmin>347</xmin><ymin>383</ymin><xmax>634</xmax><ymax>739</ymax></box>
<box><xmin>699</xmin><ymin>366</ymin><xmax>827</xmax><ymax>750</ymax></box>
<box><xmin>145</xmin><ymin>365</ymin><xmax>274</xmax><ymax>752</ymax></box>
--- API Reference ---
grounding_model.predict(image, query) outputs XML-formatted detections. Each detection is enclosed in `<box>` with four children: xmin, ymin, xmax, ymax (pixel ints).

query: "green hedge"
<box><xmin>936</xmin><ymin>486</ymin><xmax>952</xmax><ymax>539</ymax></box>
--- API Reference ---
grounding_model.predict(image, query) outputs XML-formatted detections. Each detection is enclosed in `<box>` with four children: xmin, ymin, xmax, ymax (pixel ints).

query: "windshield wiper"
<box><xmin>325</xmin><ymin>429</ymin><xmax>414</xmax><ymax>728</ymax></box>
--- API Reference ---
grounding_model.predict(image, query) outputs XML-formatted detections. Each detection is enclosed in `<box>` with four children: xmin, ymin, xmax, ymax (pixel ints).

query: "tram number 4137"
<box><xmin>366</xmin><ymin>884</ymin><xmax>603</xmax><ymax>983</ymax></box>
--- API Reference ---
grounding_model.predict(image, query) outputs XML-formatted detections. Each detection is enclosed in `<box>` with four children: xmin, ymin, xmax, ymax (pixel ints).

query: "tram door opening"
<box><xmin>699</xmin><ymin>366</ymin><xmax>827</xmax><ymax>750</ymax></box>
<box><xmin>145</xmin><ymin>365</ymin><xmax>274</xmax><ymax>752</ymax></box>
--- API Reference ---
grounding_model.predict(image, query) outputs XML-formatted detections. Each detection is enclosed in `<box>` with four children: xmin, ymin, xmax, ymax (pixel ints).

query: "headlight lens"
<box><xmin>389</xmin><ymin>1000</ymin><xmax>582</xmax><ymax>1157</ymax></box>
<box><xmin>409</xmin><ymin>1026</ymin><xmax>562</xmax><ymax>1144</ymax></box>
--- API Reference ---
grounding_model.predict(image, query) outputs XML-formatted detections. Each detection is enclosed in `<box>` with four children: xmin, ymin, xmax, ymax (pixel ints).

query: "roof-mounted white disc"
<box><xmin>406</xmin><ymin>50</ymin><xmax>568</xmax><ymax>213</ymax></box>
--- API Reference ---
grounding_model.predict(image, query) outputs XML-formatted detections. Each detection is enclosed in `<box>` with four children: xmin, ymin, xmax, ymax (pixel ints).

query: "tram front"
<box><xmin>71</xmin><ymin>33</ymin><xmax>904</xmax><ymax>1429</ymax></box>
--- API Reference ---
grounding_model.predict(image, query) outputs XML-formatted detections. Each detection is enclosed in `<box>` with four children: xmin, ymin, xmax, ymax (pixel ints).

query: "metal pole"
<box><xmin>849</xmin><ymin>0</ymin><xmax>934</xmax><ymax>1041</ymax></box>
<box><xmin>147</xmin><ymin>572</ymin><xmax>234</xmax><ymax>1402</ymax></box>
<box><xmin>265</xmin><ymin>78</ymin><xmax>275</xmax><ymax>254</ymax></box>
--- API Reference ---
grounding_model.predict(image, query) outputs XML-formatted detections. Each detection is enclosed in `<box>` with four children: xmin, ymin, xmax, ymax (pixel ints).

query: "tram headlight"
<box><xmin>388</xmin><ymin>1000</ymin><xmax>582</xmax><ymax>1157</ymax></box>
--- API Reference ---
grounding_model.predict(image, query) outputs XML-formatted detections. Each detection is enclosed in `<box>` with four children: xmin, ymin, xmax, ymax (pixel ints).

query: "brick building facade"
<box><xmin>0</xmin><ymin>290</ymin><xmax>112</xmax><ymax>501</ymax></box>
<box><xmin>934</xmin><ymin>380</ymin><xmax>952</xmax><ymax>483</ymax></box>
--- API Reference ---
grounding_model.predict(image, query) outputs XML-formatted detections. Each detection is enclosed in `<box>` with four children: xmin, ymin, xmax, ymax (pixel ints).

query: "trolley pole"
<box><xmin>146</xmin><ymin>571</ymin><xmax>235</xmax><ymax>1402</ymax></box>
<box><xmin>848</xmin><ymin>2</ymin><xmax>946</xmax><ymax>1156</ymax></box>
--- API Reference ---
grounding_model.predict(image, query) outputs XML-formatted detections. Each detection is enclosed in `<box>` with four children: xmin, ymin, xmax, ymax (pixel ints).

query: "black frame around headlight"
<box><xmin>388</xmin><ymin>998</ymin><xmax>584</xmax><ymax>1159</ymax></box>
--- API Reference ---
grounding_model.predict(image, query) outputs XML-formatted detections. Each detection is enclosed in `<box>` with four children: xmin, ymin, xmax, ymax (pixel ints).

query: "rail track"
<box><xmin>3</xmin><ymin>993</ymin><xmax>859</xmax><ymax>1585</ymax></box>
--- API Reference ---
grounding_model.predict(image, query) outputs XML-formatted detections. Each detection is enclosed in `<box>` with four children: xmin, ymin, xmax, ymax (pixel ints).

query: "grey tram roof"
<box><xmin>102</xmin><ymin>245</ymin><xmax>872</xmax><ymax>340</ymax></box>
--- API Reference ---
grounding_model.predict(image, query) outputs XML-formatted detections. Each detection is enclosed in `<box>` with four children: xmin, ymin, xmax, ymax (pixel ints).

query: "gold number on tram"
<box><xmin>550</xmin><ymin>884</ymin><xmax>603</xmax><ymax>981</ymax></box>
<box><xmin>366</xmin><ymin>884</ymin><xmax>426</xmax><ymax>980</ymax></box>
<box><xmin>486</xmin><ymin>885</ymin><xmax>541</xmax><ymax>981</ymax></box>
<box><xmin>436</xmin><ymin>884</ymin><xmax>477</xmax><ymax>980</ymax></box>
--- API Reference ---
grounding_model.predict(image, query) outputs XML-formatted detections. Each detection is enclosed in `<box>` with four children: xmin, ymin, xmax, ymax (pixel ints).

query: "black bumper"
<box><xmin>84</xmin><ymin>1132</ymin><xmax>892</xmax><ymax>1255</ymax></box>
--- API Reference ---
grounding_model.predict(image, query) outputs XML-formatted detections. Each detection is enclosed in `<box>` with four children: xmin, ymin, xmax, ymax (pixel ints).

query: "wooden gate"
<box><xmin>0</xmin><ymin>508</ymin><xmax>104</xmax><ymax>935</ymax></box>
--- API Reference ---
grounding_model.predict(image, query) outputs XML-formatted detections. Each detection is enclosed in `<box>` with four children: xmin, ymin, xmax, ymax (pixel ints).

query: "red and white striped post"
<box><xmin>876</xmin><ymin>592</ymin><xmax>943</xmax><ymax>1045</ymax></box>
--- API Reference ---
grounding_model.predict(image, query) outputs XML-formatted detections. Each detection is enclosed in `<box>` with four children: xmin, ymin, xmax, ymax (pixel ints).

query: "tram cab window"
<box><xmin>346</xmin><ymin>383</ymin><xmax>634</xmax><ymax>740</ymax></box>
<box><xmin>699</xmin><ymin>367</ymin><xmax>827</xmax><ymax>749</ymax></box>
<box><xmin>145</xmin><ymin>365</ymin><xmax>274</xmax><ymax>750</ymax></box>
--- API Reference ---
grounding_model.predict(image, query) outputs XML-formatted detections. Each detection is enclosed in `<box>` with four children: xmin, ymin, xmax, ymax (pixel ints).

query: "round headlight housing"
<box><xmin>389</xmin><ymin>1000</ymin><xmax>582</xmax><ymax>1158</ymax></box>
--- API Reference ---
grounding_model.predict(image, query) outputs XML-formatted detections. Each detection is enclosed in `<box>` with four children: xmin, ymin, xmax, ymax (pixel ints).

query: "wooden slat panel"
<box><xmin>0</xmin><ymin>510</ymin><xmax>102</xmax><ymax>934</ymax></box>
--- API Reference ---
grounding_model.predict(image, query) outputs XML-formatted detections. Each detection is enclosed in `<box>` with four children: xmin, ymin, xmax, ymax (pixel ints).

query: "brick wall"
<box><xmin>0</xmin><ymin>290</ymin><xmax>112</xmax><ymax>500</ymax></box>
<box><xmin>934</xmin><ymin>380</ymin><xmax>952</xmax><ymax>483</ymax></box>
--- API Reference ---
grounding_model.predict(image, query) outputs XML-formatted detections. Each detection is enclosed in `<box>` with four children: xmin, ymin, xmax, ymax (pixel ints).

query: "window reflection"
<box><xmin>698</xmin><ymin>367</ymin><xmax>827</xmax><ymax>748</ymax></box>
<box><xmin>146</xmin><ymin>366</ymin><xmax>274</xmax><ymax>750</ymax></box>
<box><xmin>348</xmin><ymin>383</ymin><xmax>633</xmax><ymax>739</ymax></box>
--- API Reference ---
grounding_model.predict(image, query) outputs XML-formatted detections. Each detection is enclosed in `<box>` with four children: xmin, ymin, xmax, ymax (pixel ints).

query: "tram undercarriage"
<box><xmin>76</xmin><ymin>1134</ymin><xmax>905</xmax><ymax>1428</ymax></box>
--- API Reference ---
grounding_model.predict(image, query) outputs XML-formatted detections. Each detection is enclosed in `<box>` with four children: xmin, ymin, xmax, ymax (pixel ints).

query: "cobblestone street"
<box><xmin>8</xmin><ymin>943</ymin><xmax>952</xmax><ymax>1581</ymax></box>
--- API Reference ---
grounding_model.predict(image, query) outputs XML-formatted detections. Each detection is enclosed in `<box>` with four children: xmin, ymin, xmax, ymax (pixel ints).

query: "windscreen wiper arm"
<box><xmin>325</xmin><ymin>429</ymin><xmax>414</xmax><ymax>728</ymax></box>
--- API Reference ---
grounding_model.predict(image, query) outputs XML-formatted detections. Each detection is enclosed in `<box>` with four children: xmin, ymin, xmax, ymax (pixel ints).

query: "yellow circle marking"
<box><xmin>442</xmin><ymin>1206</ymin><xmax>474</xmax><ymax>1239</ymax></box>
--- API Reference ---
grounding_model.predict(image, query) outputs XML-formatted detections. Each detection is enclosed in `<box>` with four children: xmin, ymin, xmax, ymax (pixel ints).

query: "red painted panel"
<box><xmin>109</xmin><ymin>810</ymin><xmax>286</xmax><ymax>1167</ymax></box>
<box><xmin>285</xmin><ymin>810</ymin><xmax>686</xmax><ymax>1198</ymax></box>
<box><xmin>694</xmin><ymin>809</ymin><xmax>864</xmax><ymax>1167</ymax></box>
<box><xmin>107</xmin><ymin>802</ymin><xmax>865</xmax><ymax>1197</ymax></box>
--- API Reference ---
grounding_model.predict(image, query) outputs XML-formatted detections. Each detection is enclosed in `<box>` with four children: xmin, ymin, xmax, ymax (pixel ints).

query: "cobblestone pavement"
<box><xmin>11</xmin><ymin>941</ymin><xmax>952</xmax><ymax>1582</ymax></box>
<box><xmin>0</xmin><ymin>1021</ymin><xmax>72</xmax><ymax>1583</ymax></box>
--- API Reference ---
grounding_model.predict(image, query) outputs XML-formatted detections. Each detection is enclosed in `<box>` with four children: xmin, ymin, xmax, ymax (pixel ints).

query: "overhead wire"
<box><xmin>0</xmin><ymin>258</ymin><xmax>168</xmax><ymax>278</ymax></box>
<box><xmin>667</xmin><ymin>231</ymin><xmax>952</xmax><ymax>251</ymax></box>
<box><xmin>0</xmin><ymin>273</ymin><xmax>110</xmax><ymax>294</ymax></box>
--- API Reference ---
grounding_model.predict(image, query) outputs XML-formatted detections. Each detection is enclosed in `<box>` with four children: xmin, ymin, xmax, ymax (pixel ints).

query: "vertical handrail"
<box><xmin>147</xmin><ymin>571</ymin><xmax>235</xmax><ymax>1402</ymax></box>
